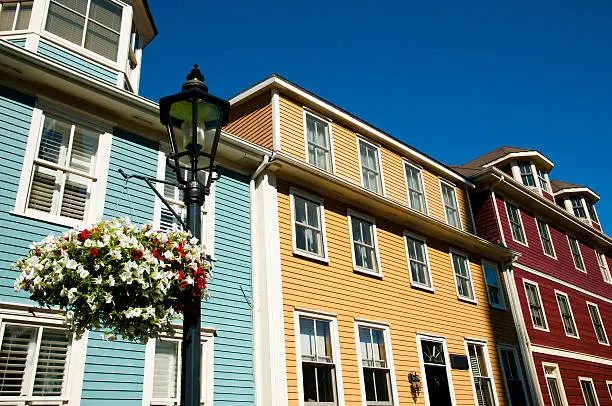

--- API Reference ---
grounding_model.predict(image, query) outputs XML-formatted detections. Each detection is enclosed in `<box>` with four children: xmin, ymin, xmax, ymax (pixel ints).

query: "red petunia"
<box><xmin>179</xmin><ymin>281</ymin><xmax>189</xmax><ymax>289</ymax></box>
<box><xmin>132</xmin><ymin>249</ymin><xmax>144</xmax><ymax>260</ymax></box>
<box><xmin>177</xmin><ymin>270</ymin><xmax>184</xmax><ymax>281</ymax></box>
<box><xmin>89</xmin><ymin>248</ymin><xmax>99</xmax><ymax>258</ymax></box>
<box><xmin>78</xmin><ymin>229</ymin><xmax>91</xmax><ymax>241</ymax></box>
<box><xmin>152</xmin><ymin>249</ymin><xmax>163</xmax><ymax>261</ymax></box>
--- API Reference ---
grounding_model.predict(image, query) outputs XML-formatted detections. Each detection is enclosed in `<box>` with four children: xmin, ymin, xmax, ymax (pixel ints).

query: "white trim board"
<box><xmin>532</xmin><ymin>345</ymin><xmax>612</xmax><ymax>365</ymax></box>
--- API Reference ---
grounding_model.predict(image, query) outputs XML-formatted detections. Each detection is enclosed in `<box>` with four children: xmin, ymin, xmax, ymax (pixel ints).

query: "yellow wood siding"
<box><xmin>225</xmin><ymin>93</ymin><xmax>273</xmax><ymax>149</ymax></box>
<box><xmin>278</xmin><ymin>180</ymin><xmax>519</xmax><ymax>406</ymax></box>
<box><xmin>276</xmin><ymin>93</ymin><xmax>475</xmax><ymax>234</ymax></box>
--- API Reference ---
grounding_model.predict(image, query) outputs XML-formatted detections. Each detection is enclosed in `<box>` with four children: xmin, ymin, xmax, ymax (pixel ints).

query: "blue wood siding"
<box><xmin>0</xmin><ymin>86</ymin><xmax>67</xmax><ymax>305</ymax></box>
<box><xmin>204</xmin><ymin>168</ymin><xmax>254</xmax><ymax>404</ymax></box>
<box><xmin>6</xmin><ymin>38</ymin><xmax>26</xmax><ymax>47</ymax></box>
<box><xmin>37</xmin><ymin>41</ymin><xmax>118</xmax><ymax>85</ymax></box>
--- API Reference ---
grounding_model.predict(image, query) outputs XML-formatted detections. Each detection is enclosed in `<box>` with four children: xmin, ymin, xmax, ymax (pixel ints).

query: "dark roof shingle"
<box><xmin>461</xmin><ymin>146</ymin><xmax>530</xmax><ymax>169</ymax></box>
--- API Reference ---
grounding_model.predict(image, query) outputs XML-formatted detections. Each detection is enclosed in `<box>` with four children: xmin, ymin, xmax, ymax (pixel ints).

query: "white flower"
<box><xmin>110</xmin><ymin>248</ymin><xmax>122</xmax><ymax>260</ymax></box>
<box><xmin>163</xmin><ymin>250</ymin><xmax>174</xmax><ymax>260</ymax></box>
<box><xmin>66</xmin><ymin>310</ymin><xmax>75</xmax><ymax>320</ymax></box>
<box><xmin>104</xmin><ymin>292</ymin><xmax>113</xmax><ymax>303</ymax></box>
<box><xmin>67</xmin><ymin>288</ymin><xmax>78</xmax><ymax>303</ymax></box>
<box><xmin>65</xmin><ymin>258</ymin><xmax>78</xmax><ymax>270</ymax></box>
<box><xmin>125</xmin><ymin>307</ymin><xmax>142</xmax><ymax>319</ymax></box>
<box><xmin>95</xmin><ymin>276</ymin><xmax>103</xmax><ymax>285</ymax></box>
<box><xmin>84</xmin><ymin>239</ymin><xmax>93</xmax><ymax>248</ymax></box>
<box><xmin>102</xmin><ymin>234</ymin><xmax>111</xmax><ymax>245</ymax></box>
<box><xmin>190</xmin><ymin>237</ymin><xmax>198</xmax><ymax>245</ymax></box>
<box><xmin>77</xmin><ymin>266</ymin><xmax>89</xmax><ymax>278</ymax></box>
<box><xmin>108</xmin><ymin>275</ymin><xmax>115</xmax><ymax>287</ymax></box>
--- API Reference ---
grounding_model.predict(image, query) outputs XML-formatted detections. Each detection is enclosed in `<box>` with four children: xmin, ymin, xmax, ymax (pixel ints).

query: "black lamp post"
<box><xmin>159</xmin><ymin>65</ymin><xmax>230</xmax><ymax>406</ymax></box>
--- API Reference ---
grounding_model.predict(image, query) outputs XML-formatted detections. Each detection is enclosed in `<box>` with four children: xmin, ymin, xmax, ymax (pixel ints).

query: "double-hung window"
<box><xmin>570</xmin><ymin>197</ymin><xmax>587</xmax><ymax>220</ymax></box>
<box><xmin>0</xmin><ymin>323</ymin><xmax>71</xmax><ymax>401</ymax></box>
<box><xmin>451</xmin><ymin>251</ymin><xmax>475</xmax><ymax>302</ymax></box>
<box><xmin>404</xmin><ymin>234</ymin><xmax>432</xmax><ymax>290</ymax></box>
<box><xmin>536</xmin><ymin>219</ymin><xmax>556</xmax><ymax>258</ymax></box>
<box><xmin>466</xmin><ymin>341</ymin><xmax>497</xmax><ymax>406</ymax></box>
<box><xmin>587</xmin><ymin>302</ymin><xmax>609</xmax><ymax>345</ymax></box>
<box><xmin>517</xmin><ymin>161</ymin><xmax>536</xmax><ymax>187</ymax></box>
<box><xmin>348</xmin><ymin>211</ymin><xmax>381</xmax><ymax>275</ymax></box>
<box><xmin>587</xmin><ymin>202</ymin><xmax>599</xmax><ymax>224</ymax></box>
<box><xmin>305</xmin><ymin>112</ymin><xmax>333</xmax><ymax>172</ymax></box>
<box><xmin>297</xmin><ymin>315</ymin><xmax>340</xmax><ymax>405</ymax></box>
<box><xmin>482</xmin><ymin>261</ymin><xmax>505</xmax><ymax>309</ymax></box>
<box><xmin>537</xmin><ymin>168</ymin><xmax>550</xmax><ymax>192</ymax></box>
<box><xmin>143</xmin><ymin>333</ymin><xmax>214</xmax><ymax>406</ymax></box>
<box><xmin>404</xmin><ymin>163</ymin><xmax>426</xmax><ymax>213</ymax></box>
<box><xmin>579</xmin><ymin>378</ymin><xmax>600</xmax><ymax>406</ymax></box>
<box><xmin>291</xmin><ymin>190</ymin><xmax>328</xmax><ymax>261</ymax></box>
<box><xmin>567</xmin><ymin>236</ymin><xmax>585</xmax><ymax>271</ymax></box>
<box><xmin>357</xmin><ymin>325</ymin><xmax>395</xmax><ymax>405</ymax></box>
<box><xmin>498</xmin><ymin>347</ymin><xmax>529</xmax><ymax>406</ymax></box>
<box><xmin>544</xmin><ymin>364</ymin><xmax>567</xmax><ymax>406</ymax></box>
<box><xmin>524</xmin><ymin>281</ymin><xmax>548</xmax><ymax>330</ymax></box>
<box><xmin>555</xmin><ymin>292</ymin><xmax>578</xmax><ymax>338</ymax></box>
<box><xmin>0</xmin><ymin>1</ymin><xmax>32</xmax><ymax>31</ymax></box>
<box><xmin>505</xmin><ymin>203</ymin><xmax>526</xmax><ymax>245</ymax></box>
<box><xmin>45</xmin><ymin>0</ymin><xmax>124</xmax><ymax>61</ymax></box>
<box><xmin>358</xmin><ymin>139</ymin><xmax>383</xmax><ymax>194</ymax></box>
<box><xmin>596</xmin><ymin>250</ymin><xmax>612</xmax><ymax>284</ymax></box>
<box><xmin>440</xmin><ymin>181</ymin><xmax>461</xmax><ymax>229</ymax></box>
<box><xmin>16</xmin><ymin>110</ymin><xmax>111</xmax><ymax>227</ymax></box>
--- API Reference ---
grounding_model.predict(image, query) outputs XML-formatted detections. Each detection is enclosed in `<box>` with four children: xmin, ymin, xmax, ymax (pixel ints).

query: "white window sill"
<box><xmin>511</xmin><ymin>238</ymin><xmax>529</xmax><ymax>247</ymax></box>
<box><xmin>533</xmin><ymin>325</ymin><xmax>550</xmax><ymax>333</ymax></box>
<box><xmin>596</xmin><ymin>341</ymin><xmax>610</xmax><ymax>347</ymax></box>
<box><xmin>10</xmin><ymin>209</ymin><xmax>86</xmax><ymax>229</ymax></box>
<box><xmin>543</xmin><ymin>252</ymin><xmax>558</xmax><ymax>260</ymax></box>
<box><xmin>292</xmin><ymin>250</ymin><xmax>329</xmax><ymax>263</ymax></box>
<box><xmin>411</xmin><ymin>283</ymin><xmax>435</xmax><ymax>293</ymax></box>
<box><xmin>565</xmin><ymin>333</ymin><xmax>580</xmax><ymax>340</ymax></box>
<box><xmin>354</xmin><ymin>268</ymin><xmax>383</xmax><ymax>279</ymax></box>
<box><xmin>457</xmin><ymin>296</ymin><xmax>478</xmax><ymax>305</ymax></box>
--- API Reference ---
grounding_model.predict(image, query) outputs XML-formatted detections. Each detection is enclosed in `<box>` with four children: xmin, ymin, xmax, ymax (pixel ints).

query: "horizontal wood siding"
<box><xmin>0</xmin><ymin>86</ymin><xmax>68</xmax><ymax>305</ymax></box>
<box><xmin>472</xmin><ymin>191</ymin><xmax>503</xmax><ymax>244</ymax></box>
<box><xmin>279</xmin><ymin>95</ymin><xmax>306</xmax><ymax>160</ymax></box>
<box><xmin>533</xmin><ymin>353</ymin><xmax>612</xmax><ymax>406</ymax></box>
<box><xmin>225</xmin><ymin>93</ymin><xmax>273</xmax><ymax>149</ymax></box>
<box><xmin>380</xmin><ymin>146</ymin><xmax>406</xmax><ymax>203</ymax></box>
<box><xmin>278</xmin><ymin>180</ymin><xmax>520</xmax><ymax>405</ymax></box>
<box><xmin>332</xmin><ymin>123</ymin><xmax>360</xmax><ymax>185</ymax></box>
<box><xmin>514</xmin><ymin>267</ymin><xmax>612</xmax><ymax>359</ymax></box>
<box><xmin>81</xmin><ymin>332</ymin><xmax>146</xmax><ymax>406</ymax></box>
<box><xmin>496</xmin><ymin>195</ymin><xmax>612</xmax><ymax>300</ymax></box>
<box><xmin>204</xmin><ymin>168</ymin><xmax>253</xmax><ymax>404</ymax></box>
<box><xmin>457</xmin><ymin>186</ymin><xmax>475</xmax><ymax>233</ymax></box>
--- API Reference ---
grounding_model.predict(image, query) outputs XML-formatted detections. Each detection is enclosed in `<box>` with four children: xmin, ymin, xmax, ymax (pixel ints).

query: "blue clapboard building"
<box><xmin>0</xmin><ymin>1</ymin><xmax>269</xmax><ymax>405</ymax></box>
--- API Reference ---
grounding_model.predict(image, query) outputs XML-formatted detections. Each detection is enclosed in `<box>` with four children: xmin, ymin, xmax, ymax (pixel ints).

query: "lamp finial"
<box><xmin>183</xmin><ymin>64</ymin><xmax>208</xmax><ymax>92</ymax></box>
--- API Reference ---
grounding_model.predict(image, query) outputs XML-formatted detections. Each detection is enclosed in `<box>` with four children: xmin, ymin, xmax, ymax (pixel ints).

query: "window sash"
<box><xmin>555</xmin><ymin>294</ymin><xmax>577</xmax><ymax>337</ymax></box>
<box><xmin>568</xmin><ymin>237</ymin><xmax>585</xmax><ymax>270</ymax></box>
<box><xmin>306</xmin><ymin>115</ymin><xmax>332</xmax><ymax>171</ymax></box>
<box><xmin>546</xmin><ymin>377</ymin><xmax>565</xmax><ymax>406</ymax></box>
<box><xmin>441</xmin><ymin>183</ymin><xmax>460</xmax><ymax>228</ymax></box>
<box><xmin>588</xmin><ymin>305</ymin><xmax>608</xmax><ymax>344</ymax></box>
<box><xmin>467</xmin><ymin>343</ymin><xmax>496</xmax><ymax>406</ymax></box>
<box><xmin>537</xmin><ymin>219</ymin><xmax>555</xmax><ymax>256</ymax></box>
<box><xmin>571</xmin><ymin>197</ymin><xmax>587</xmax><ymax>219</ymax></box>
<box><xmin>518</xmin><ymin>162</ymin><xmax>536</xmax><ymax>187</ymax></box>
<box><xmin>483</xmin><ymin>263</ymin><xmax>504</xmax><ymax>307</ymax></box>
<box><xmin>587</xmin><ymin>203</ymin><xmax>599</xmax><ymax>224</ymax></box>
<box><xmin>294</xmin><ymin>196</ymin><xmax>324</xmax><ymax>257</ymax></box>
<box><xmin>537</xmin><ymin>169</ymin><xmax>549</xmax><ymax>191</ymax></box>
<box><xmin>351</xmin><ymin>217</ymin><xmax>378</xmax><ymax>272</ymax></box>
<box><xmin>506</xmin><ymin>204</ymin><xmax>526</xmax><ymax>244</ymax></box>
<box><xmin>0</xmin><ymin>1</ymin><xmax>32</xmax><ymax>31</ymax></box>
<box><xmin>405</xmin><ymin>164</ymin><xmax>425</xmax><ymax>213</ymax></box>
<box><xmin>580</xmin><ymin>380</ymin><xmax>599</xmax><ymax>406</ymax></box>
<box><xmin>525</xmin><ymin>283</ymin><xmax>547</xmax><ymax>329</ymax></box>
<box><xmin>596</xmin><ymin>252</ymin><xmax>612</xmax><ymax>283</ymax></box>
<box><xmin>406</xmin><ymin>237</ymin><xmax>431</xmax><ymax>287</ymax></box>
<box><xmin>359</xmin><ymin>141</ymin><xmax>382</xmax><ymax>194</ymax></box>
<box><xmin>151</xmin><ymin>339</ymin><xmax>180</xmax><ymax>402</ymax></box>
<box><xmin>452</xmin><ymin>253</ymin><xmax>474</xmax><ymax>300</ymax></box>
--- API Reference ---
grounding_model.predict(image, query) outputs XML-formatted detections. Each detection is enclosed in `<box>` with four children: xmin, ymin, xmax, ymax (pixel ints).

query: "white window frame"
<box><xmin>356</xmin><ymin>137</ymin><xmax>385</xmax><ymax>196</ymax></box>
<box><xmin>449</xmin><ymin>249</ymin><xmax>477</xmax><ymax>304</ymax></box>
<box><xmin>141</xmin><ymin>327</ymin><xmax>215</xmax><ymax>406</ymax></box>
<box><xmin>586</xmin><ymin>301</ymin><xmax>609</xmax><ymax>346</ymax></box>
<box><xmin>543</xmin><ymin>362</ymin><xmax>568</xmax><ymax>406</ymax></box>
<box><xmin>606</xmin><ymin>380</ymin><xmax>612</xmax><ymax>400</ymax></box>
<box><xmin>0</xmin><ymin>306</ymin><xmax>88</xmax><ymax>406</ymax></box>
<box><xmin>403</xmin><ymin>161</ymin><xmax>428</xmax><ymax>214</ymax></box>
<box><xmin>579</xmin><ymin>377</ymin><xmax>601</xmax><ymax>406</ymax></box>
<box><xmin>523</xmin><ymin>279</ymin><xmax>549</xmax><ymax>332</ymax></box>
<box><xmin>40</xmin><ymin>0</ymin><xmax>133</xmax><ymax>69</ymax></box>
<box><xmin>536</xmin><ymin>218</ymin><xmax>557</xmax><ymax>259</ymax></box>
<box><xmin>481</xmin><ymin>260</ymin><xmax>506</xmax><ymax>310</ymax></box>
<box><xmin>566</xmin><ymin>235</ymin><xmax>586</xmax><ymax>272</ymax></box>
<box><xmin>0</xmin><ymin>1</ymin><xmax>32</xmax><ymax>32</ymax></box>
<box><xmin>554</xmin><ymin>290</ymin><xmax>579</xmax><ymax>339</ymax></box>
<box><xmin>289</xmin><ymin>188</ymin><xmax>329</xmax><ymax>262</ymax></box>
<box><xmin>505</xmin><ymin>201</ymin><xmax>528</xmax><ymax>246</ymax></box>
<box><xmin>404</xmin><ymin>232</ymin><xmax>434</xmax><ymax>292</ymax></box>
<box><xmin>303</xmin><ymin>109</ymin><xmax>335</xmax><ymax>174</ymax></box>
<box><xmin>347</xmin><ymin>209</ymin><xmax>382</xmax><ymax>277</ymax></box>
<box><xmin>595</xmin><ymin>250</ymin><xmax>612</xmax><ymax>285</ymax></box>
<box><xmin>587</xmin><ymin>202</ymin><xmax>600</xmax><ymax>225</ymax></box>
<box><xmin>537</xmin><ymin>167</ymin><xmax>551</xmax><ymax>193</ymax></box>
<box><xmin>13</xmin><ymin>104</ymin><xmax>112</xmax><ymax>228</ymax></box>
<box><xmin>153</xmin><ymin>147</ymin><xmax>215</xmax><ymax>257</ymax></box>
<box><xmin>439</xmin><ymin>179</ymin><xmax>463</xmax><ymax>229</ymax></box>
<box><xmin>294</xmin><ymin>308</ymin><xmax>345</xmax><ymax>406</ymax></box>
<box><xmin>496</xmin><ymin>345</ymin><xmax>529</xmax><ymax>406</ymax></box>
<box><xmin>464</xmin><ymin>338</ymin><xmax>500</xmax><ymax>406</ymax></box>
<box><xmin>416</xmin><ymin>333</ymin><xmax>457</xmax><ymax>406</ymax></box>
<box><xmin>353</xmin><ymin>320</ymin><xmax>399</xmax><ymax>406</ymax></box>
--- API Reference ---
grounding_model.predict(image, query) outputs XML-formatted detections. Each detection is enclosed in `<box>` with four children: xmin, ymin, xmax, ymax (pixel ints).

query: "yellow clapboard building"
<box><xmin>226</xmin><ymin>75</ymin><xmax>535</xmax><ymax>406</ymax></box>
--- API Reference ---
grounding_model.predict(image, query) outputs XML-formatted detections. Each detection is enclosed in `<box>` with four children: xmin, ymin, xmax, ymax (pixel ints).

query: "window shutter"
<box><xmin>60</xmin><ymin>178</ymin><xmax>88</xmax><ymax>220</ymax></box>
<box><xmin>0</xmin><ymin>325</ymin><xmax>37</xmax><ymax>396</ymax></box>
<box><xmin>153</xmin><ymin>340</ymin><xmax>179</xmax><ymax>399</ymax></box>
<box><xmin>28</xmin><ymin>169</ymin><xmax>57</xmax><ymax>213</ymax></box>
<box><xmin>32</xmin><ymin>329</ymin><xmax>69</xmax><ymax>396</ymax></box>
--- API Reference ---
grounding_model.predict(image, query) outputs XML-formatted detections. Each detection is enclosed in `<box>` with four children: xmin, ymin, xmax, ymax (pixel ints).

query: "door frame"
<box><xmin>416</xmin><ymin>333</ymin><xmax>457</xmax><ymax>406</ymax></box>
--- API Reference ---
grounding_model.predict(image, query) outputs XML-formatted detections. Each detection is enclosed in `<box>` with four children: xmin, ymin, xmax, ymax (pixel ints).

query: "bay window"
<box><xmin>537</xmin><ymin>168</ymin><xmax>550</xmax><ymax>192</ymax></box>
<box><xmin>570</xmin><ymin>197</ymin><xmax>587</xmax><ymax>219</ymax></box>
<box><xmin>0</xmin><ymin>1</ymin><xmax>32</xmax><ymax>31</ymax></box>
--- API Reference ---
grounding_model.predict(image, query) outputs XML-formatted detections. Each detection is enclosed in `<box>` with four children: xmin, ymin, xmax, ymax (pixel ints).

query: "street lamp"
<box><xmin>159</xmin><ymin>65</ymin><xmax>230</xmax><ymax>406</ymax></box>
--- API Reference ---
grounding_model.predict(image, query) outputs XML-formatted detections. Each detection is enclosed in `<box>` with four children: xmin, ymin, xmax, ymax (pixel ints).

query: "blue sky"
<box><xmin>140</xmin><ymin>0</ymin><xmax>612</xmax><ymax>226</ymax></box>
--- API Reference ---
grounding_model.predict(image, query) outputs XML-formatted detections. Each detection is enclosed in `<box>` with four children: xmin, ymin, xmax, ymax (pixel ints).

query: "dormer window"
<box><xmin>0</xmin><ymin>1</ymin><xmax>32</xmax><ymax>31</ymax></box>
<box><xmin>587</xmin><ymin>202</ymin><xmax>599</xmax><ymax>224</ymax></box>
<box><xmin>537</xmin><ymin>168</ymin><xmax>550</xmax><ymax>192</ymax></box>
<box><xmin>517</xmin><ymin>161</ymin><xmax>536</xmax><ymax>187</ymax></box>
<box><xmin>570</xmin><ymin>197</ymin><xmax>587</xmax><ymax>219</ymax></box>
<box><xmin>45</xmin><ymin>0</ymin><xmax>123</xmax><ymax>61</ymax></box>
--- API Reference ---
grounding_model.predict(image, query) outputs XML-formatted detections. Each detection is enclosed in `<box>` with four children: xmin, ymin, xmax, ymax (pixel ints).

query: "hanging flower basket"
<box><xmin>12</xmin><ymin>218</ymin><xmax>211</xmax><ymax>343</ymax></box>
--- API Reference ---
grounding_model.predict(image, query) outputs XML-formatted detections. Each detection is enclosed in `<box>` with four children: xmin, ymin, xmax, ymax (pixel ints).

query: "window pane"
<box><xmin>0</xmin><ymin>3</ymin><xmax>17</xmax><ymax>31</ymax></box>
<box><xmin>14</xmin><ymin>1</ymin><xmax>32</xmax><ymax>30</ymax></box>
<box><xmin>153</xmin><ymin>340</ymin><xmax>178</xmax><ymax>399</ymax></box>
<box><xmin>305</xmin><ymin>201</ymin><xmax>319</xmax><ymax>229</ymax></box>
<box><xmin>302</xmin><ymin>364</ymin><xmax>317</xmax><ymax>402</ymax></box>
<box><xmin>69</xmin><ymin>126</ymin><xmax>98</xmax><ymax>173</ymax></box>
<box><xmin>0</xmin><ymin>325</ymin><xmax>37</xmax><ymax>395</ymax></box>
<box><xmin>46</xmin><ymin>2</ymin><xmax>85</xmax><ymax>45</ymax></box>
<box><xmin>315</xmin><ymin>320</ymin><xmax>332</xmax><ymax>360</ymax></box>
<box><xmin>299</xmin><ymin>318</ymin><xmax>315</xmax><ymax>359</ymax></box>
<box><xmin>33</xmin><ymin>329</ymin><xmax>69</xmax><ymax>396</ymax></box>
<box><xmin>54</xmin><ymin>0</ymin><xmax>87</xmax><ymax>14</ymax></box>
<box><xmin>547</xmin><ymin>377</ymin><xmax>564</xmax><ymax>406</ymax></box>
<box><xmin>581</xmin><ymin>380</ymin><xmax>598</xmax><ymax>406</ymax></box>
<box><xmin>39</xmin><ymin>117</ymin><xmax>71</xmax><ymax>164</ymax></box>
<box><xmin>373</xmin><ymin>369</ymin><xmax>391</xmax><ymax>401</ymax></box>
<box><xmin>60</xmin><ymin>174</ymin><xmax>89</xmax><ymax>220</ymax></box>
<box><xmin>421</xmin><ymin>340</ymin><xmax>445</xmax><ymax>365</ymax></box>
<box><xmin>88</xmin><ymin>0</ymin><xmax>121</xmax><ymax>31</ymax></box>
<box><xmin>85</xmin><ymin>20</ymin><xmax>119</xmax><ymax>60</ymax></box>
<box><xmin>364</xmin><ymin>369</ymin><xmax>376</xmax><ymax>402</ymax></box>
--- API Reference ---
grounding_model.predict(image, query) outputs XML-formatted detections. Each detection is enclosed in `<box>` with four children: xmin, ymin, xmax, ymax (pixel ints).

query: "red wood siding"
<box><xmin>496</xmin><ymin>195</ymin><xmax>612</xmax><ymax>300</ymax></box>
<box><xmin>514</xmin><ymin>267</ymin><xmax>612</xmax><ymax>358</ymax></box>
<box><xmin>471</xmin><ymin>191</ymin><xmax>503</xmax><ymax>244</ymax></box>
<box><xmin>593</xmin><ymin>222</ymin><xmax>602</xmax><ymax>232</ymax></box>
<box><xmin>533</xmin><ymin>352</ymin><xmax>612</xmax><ymax>406</ymax></box>
<box><xmin>542</xmin><ymin>189</ymin><xmax>555</xmax><ymax>203</ymax></box>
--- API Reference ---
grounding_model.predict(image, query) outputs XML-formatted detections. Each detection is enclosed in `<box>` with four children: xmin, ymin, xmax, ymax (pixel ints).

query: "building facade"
<box><xmin>455</xmin><ymin>147</ymin><xmax>612</xmax><ymax>406</ymax></box>
<box><xmin>0</xmin><ymin>1</ymin><xmax>269</xmax><ymax>404</ymax></box>
<box><xmin>228</xmin><ymin>76</ymin><xmax>535</xmax><ymax>406</ymax></box>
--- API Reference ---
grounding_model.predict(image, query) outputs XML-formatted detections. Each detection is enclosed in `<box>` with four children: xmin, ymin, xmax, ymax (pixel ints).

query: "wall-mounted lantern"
<box><xmin>408</xmin><ymin>371</ymin><xmax>422</xmax><ymax>396</ymax></box>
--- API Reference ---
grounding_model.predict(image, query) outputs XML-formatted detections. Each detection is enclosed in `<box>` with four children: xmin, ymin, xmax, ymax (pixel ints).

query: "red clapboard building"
<box><xmin>453</xmin><ymin>147</ymin><xmax>612</xmax><ymax>406</ymax></box>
